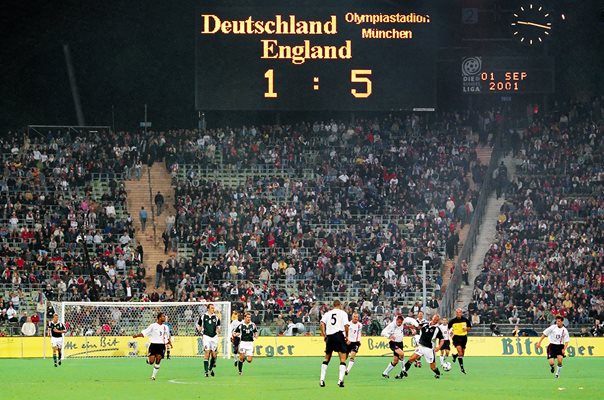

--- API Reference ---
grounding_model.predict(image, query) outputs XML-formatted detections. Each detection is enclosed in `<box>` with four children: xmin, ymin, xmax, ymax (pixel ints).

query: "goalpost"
<box><xmin>49</xmin><ymin>301</ymin><xmax>232</xmax><ymax>359</ymax></box>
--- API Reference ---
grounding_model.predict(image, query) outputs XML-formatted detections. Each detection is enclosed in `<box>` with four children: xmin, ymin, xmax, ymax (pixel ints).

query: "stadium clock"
<box><xmin>510</xmin><ymin>3</ymin><xmax>552</xmax><ymax>45</ymax></box>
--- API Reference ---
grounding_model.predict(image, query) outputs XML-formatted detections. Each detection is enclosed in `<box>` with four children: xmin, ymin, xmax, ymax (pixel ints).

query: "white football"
<box><xmin>442</xmin><ymin>362</ymin><xmax>452</xmax><ymax>371</ymax></box>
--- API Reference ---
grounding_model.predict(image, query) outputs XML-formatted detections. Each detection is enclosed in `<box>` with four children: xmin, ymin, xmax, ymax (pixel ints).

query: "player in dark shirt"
<box><xmin>196</xmin><ymin>304</ymin><xmax>221</xmax><ymax>377</ymax></box>
<box><xmin>233</xmin><ymin>312</ymin><xmax>258</xmax><ymax>375</ymax></box>
<box><xmin>398</xmin><ymin>314</ymin><xmax>444</xmax><ymax>379</ymax></box>
<box><xmin>47</xmin><ymin>314</ymin><xmax>66</xmax><ymax>367</ymax></box>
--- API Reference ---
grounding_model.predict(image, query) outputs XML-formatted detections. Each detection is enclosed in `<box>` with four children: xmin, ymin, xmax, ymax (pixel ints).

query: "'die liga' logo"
<box><xmin>462</xmin><ymin>57</ymin><xmax>482</xmax><ymax>76</ymax></box>
<box><xmin>462</xmin><ymin>57</ymin><xmax>482</xmax><ymax>93</ymax></box>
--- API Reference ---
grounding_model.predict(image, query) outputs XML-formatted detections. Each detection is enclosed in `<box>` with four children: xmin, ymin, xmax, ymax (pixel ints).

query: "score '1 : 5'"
<box><xmin>264</xmin><ymin>69</ymin><xmax>373</xmax><ymax>98</ymax></box>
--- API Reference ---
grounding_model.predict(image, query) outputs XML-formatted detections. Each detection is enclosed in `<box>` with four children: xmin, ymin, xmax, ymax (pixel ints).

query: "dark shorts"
<box><xmin>325</xmin><ymin>332</ymin><xmax>347</xmax><ymax>355</ymax></box>
<box><xmin>441</xmin><ymin>340</ymin><xmax>451</xmax><ymax>351</ymax></box>
<box><xmin>347</xmin><ymin>341</ymin><xmax>361</xmax><ymax>354</ymax></box>
<box><xmin>547</xmin><ymin>344</ymin><xmax>565</xmax><ymax>359</ymax></box>
<box><xmin>389</xmin><ymin>341</ymin><xmax>404</xmax><ymax>357</ymax></box>
<box><xmin>148</xmin><ymin>343</ymin><xmax>166</xmax><ymax>358</ymax></box>
<box><xmin>452</xmin><ymin>335</ymin><xmax>468</xmax><ymax>349</ymax></box>
<box><xmin>232</xmin><ymin>336</ymin><xmax>241</xmax><ymax>353</ymax></box>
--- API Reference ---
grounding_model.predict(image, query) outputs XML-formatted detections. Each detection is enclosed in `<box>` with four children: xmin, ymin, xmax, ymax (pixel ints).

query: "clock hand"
<box><xmin>516</xmin><ymin>21</ymin><xmax>551</xmax><ymax>30</ymax></box>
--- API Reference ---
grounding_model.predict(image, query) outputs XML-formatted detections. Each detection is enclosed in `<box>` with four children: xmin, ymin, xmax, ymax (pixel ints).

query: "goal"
<box><xmin>49</xmin><ymin>301</ymin><xmax>232</xmax><ymax>359</ymax></box>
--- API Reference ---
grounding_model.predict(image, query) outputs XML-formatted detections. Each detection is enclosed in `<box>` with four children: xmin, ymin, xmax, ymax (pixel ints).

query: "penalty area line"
<box><xmin>168</xmin><ymin>379</ymin><xmax>200</xmax><ymax>385</ymax></box>
<box><xmin>167</xmin><ymin>379</ymin><xmax>234</xmax><ymax>386</ymax></box>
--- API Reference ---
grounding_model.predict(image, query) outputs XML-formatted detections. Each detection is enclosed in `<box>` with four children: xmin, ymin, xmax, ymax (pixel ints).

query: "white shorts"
<box><xmin>51</xmin><ymin>337</ymin><xmax>64</xmax><ymax>349</ymax></box>
<box><xmin>414</xmin><ymin>345</ymin><xmax>436</xmax><ymax>363</ymax></box>
<box><xmin>203</xmin><ymin>335</ymin><xmax>219</xmax><ymax>352</ymax></box>
<box><xmin>239</xmin><ymin>341</ymin><xmax>254</xmax><ymax>357</ymax></box>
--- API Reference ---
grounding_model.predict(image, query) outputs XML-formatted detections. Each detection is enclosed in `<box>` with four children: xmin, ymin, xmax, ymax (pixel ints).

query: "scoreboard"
<box><xmin>195</xmin><ymin>0</ymin><xmax>437</xmax><ymax>111</ymax></box>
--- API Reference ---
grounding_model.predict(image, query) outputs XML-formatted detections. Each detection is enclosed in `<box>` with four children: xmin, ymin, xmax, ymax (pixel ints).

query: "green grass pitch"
<box><xmin>2</xmin><ymin>357</ymin><xmax>600</xmax><ymax>400</ymax></box>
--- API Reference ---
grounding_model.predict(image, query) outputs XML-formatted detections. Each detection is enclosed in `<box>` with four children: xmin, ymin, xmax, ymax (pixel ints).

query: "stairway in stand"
<box><xmin>124</xmin><ymin>163</ymin><xmax>176</xmax><ymax>293</ymax></box>
<box><xmin>440</xmin><ymin>144</ymin><xmax>492</xmax><ymax>294</ymax></box>
<box><xmin>476</xmin><ymin>145</ymin><xmax>493</xmax><ymax>168</ymax></box>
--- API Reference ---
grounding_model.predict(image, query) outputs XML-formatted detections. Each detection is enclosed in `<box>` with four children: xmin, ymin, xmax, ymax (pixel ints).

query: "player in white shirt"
<box><xmin>229</xmin><ymin>312</ymin><xmax>243</xmax><ymax>367</ymax></box>
<box><xmin>380</xmin><ymin>315</ymin><xmax>417</xmax><ymax>378</ymax></box>
<box><xmin>319</xmin><ymin>300</ymin><xmax>350</xmax><ymax>388</ymax></box>
<box><xmin>438</xmin><ymin>317</ymin><xmax>451</xmax><ymax>368</ymax></box>
<box><xmin>133</xmin><ymin>312</ymin><xmax>172</xmax><ymax>380</ymax></box>
<box><xmin>345</xmin><ymin>312</ymin><xmax>362</xmax><ymax>375</ymax></box>
<box><xmin>536</xmin><ymin>315</ymin><xmax>570</xmax><ymax>378</ymax></box>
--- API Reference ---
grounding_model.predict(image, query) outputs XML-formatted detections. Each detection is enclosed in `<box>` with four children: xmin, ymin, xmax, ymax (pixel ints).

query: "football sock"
<box><xmin>404</xmin><ymin>361</ymin><xmax>412</xmax><ymax>372</ymax></box>
<box><xmin>458</xmin><ymin>357</ymin><xmax>464</xmax><ymax>368</ymax></box>
<box><xmin>320</xmin><ymin>361</ymin><xmax>328</xmax><ymax>382</ymax></box>
<box><xmin>210</xmin><ymin>356</ymin><xmax>216</xmax><ymax>370</ymax></box>
<box><xmin>338</xmin><ymin>363</ymin><xmax>346</xmax><ymax>382</ymax></box>
<box><xmin>347</xmin><ymin>360</ymin><xmax>355</xmax><ymax>373</ymax></box>
<box><xmin>433</xmin><ymin>367</ymin><xmax>441</xmax><ymax>376</ymax></box>
<box><xmin>152</xmin><ymin>363</ymin><xmax>160</xmax><ymax>379</ymax></box>
<box><xmin>204</xmin><ymin>360</ymin><xmax>209</xmax><ymax>373</ymax></box>
<box><xmin>452</xmin><ymin>353</ymin><xmax>458</xmax><ymax>363</ymax></box>
<box><xmin>53</xmin><ymin>354</ymin><xmax>57</xmax><ymax>365</ymax></box>
<box><xmin>556</xmin><ymin>365</ymin><xmax>562</xmax><ymax>376</ymax></box>
<box><xmin>383</xmin><ymin>362</ymin><xmax>395</xmax><ymax>376</ymax></box>
<box><xmin>238</xmin><ymin>361</ymin><xmax>243</xmax><ymax>373</ymax></box>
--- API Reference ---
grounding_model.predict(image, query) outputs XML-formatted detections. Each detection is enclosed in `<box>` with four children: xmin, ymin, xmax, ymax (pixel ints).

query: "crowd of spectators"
<box><xmin>470</xmin><ymin>99</ymin><xmax>604</xmax><ymax>330</ymax></box>
<box><xmin>1</xmin><ymin>110</ymin><xmax>494</xmax><ymax>336</ymax></box>
<box><xmin>0</xmin><ymin>129</ymin><xmax>148</xmax><ymax>307</ymax></box>
<box><xmin>150</xmin><ymin>112</ymin><xmax>491</xmax><ymax>331</ymax></box>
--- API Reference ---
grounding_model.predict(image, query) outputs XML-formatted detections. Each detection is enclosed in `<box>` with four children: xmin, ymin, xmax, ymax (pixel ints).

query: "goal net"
<box><xmin>49</xmin><ymin>301</ymin><xmax>232</xmax><ymax>359</ymax></box>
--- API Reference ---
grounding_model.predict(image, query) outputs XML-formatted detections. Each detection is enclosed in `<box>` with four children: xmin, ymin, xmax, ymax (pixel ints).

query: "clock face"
<box><xmin>510</xmin><ymin>3</ymin><xmax>552</xmax><ymax>45</ymax></box>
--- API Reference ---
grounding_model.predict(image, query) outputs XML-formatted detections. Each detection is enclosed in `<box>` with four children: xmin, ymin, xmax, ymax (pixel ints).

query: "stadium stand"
<box><xmin>159</xmin><ymin>113</ymin><xmax>486</xmax><ymax>331</ymax></box>
<box><xmin>469</xmin><ymin>101</ymin><xmax>604</xmax><ymax>328</ymax></box>
<box><xmin>0</xmin><ymin>129</ymin><xmax>147</xmax><ymax>334</ymax></box>
<box><xmin>1</xmin><ymin>112</ymin><xmax>490</xmax><ymax>336</ymax></box>
<box><xmin>10</xmin><ymin>106</ymin><xmax>597</xmax><ymax>337</ymax></box>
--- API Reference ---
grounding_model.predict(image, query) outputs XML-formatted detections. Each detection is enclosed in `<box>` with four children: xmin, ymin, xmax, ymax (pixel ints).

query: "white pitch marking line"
<box><xmin>168</xmin><ymin>379</ymin><xmax>200</xmax><ymax>385</ymax></box>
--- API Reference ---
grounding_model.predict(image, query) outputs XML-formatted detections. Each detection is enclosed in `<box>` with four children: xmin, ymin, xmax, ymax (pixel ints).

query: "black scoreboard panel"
<box><xmin>461</xmin><ymin>56</ymin><xmax>555</xmax><ymax>95</ymax></box>
<box><xmin>195</xmin><ymin>0</ymin><xmax>437</xmax><ymax>111</ymax></box>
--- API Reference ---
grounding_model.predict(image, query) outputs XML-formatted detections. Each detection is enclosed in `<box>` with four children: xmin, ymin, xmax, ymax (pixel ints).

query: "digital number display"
<box><xmin>195</xmin><ymin>0</ymin><xmax>437</xmax><ymax>111</ymax></box>
<box><xmin>461</xmin><ymin>56</ymin><xmax>554</xmax><ymax>94</ymax></box>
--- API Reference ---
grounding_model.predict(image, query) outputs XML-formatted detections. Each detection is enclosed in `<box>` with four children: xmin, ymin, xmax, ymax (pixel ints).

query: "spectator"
<box><xmin>6</xmin><ymin>303</ymin><xmax>18</xmax><ymax>323</ymax></box>
<box><xmin>154</xmin><ymin>191</ymin><xmax>165</xmax><ymax>216</ymax></box>
<box><xmin>508</xmin><ymin>306</ymin><xmax>520</xmax><ymax>325</ymax></box>
<box><xmin>139</xmin><ymin>206</ymin><xmax>148</xmax><ymax>232</ymax></box>
<box><xmin>21</xmin><ymin>316</ymin><xmax>36</xmax><ymax>336</ymax></box>
<box><xmin>274</xmin><ymin>314</ymin><xmax>286</xmax><ymax>334</ymax></box>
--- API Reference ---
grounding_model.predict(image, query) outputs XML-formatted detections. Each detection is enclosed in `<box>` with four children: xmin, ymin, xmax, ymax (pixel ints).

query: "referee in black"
<box><xmin>448</xmin><ymin>308</ymin><xmax>471</xmax><ymax>374</ymax></box>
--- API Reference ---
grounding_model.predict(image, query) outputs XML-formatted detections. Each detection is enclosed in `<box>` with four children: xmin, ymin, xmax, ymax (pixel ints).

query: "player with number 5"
<box><xmin>319</xmin><ymin>300</ymin><xmax>350</xmax><ymax>388</ymax></box>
